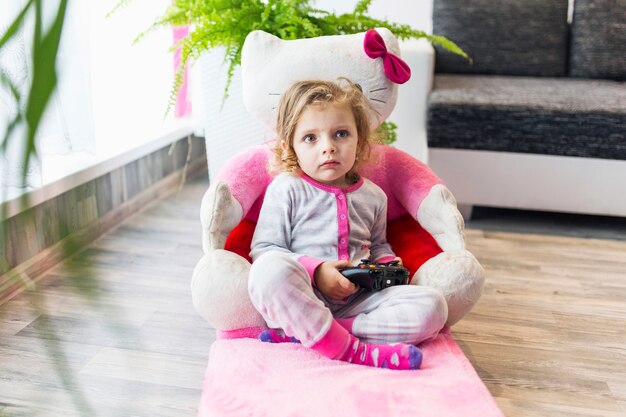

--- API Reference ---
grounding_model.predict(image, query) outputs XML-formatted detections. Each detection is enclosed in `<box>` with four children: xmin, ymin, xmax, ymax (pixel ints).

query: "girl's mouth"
<box><xmin>321</xmin><ymin>160</ymin><xmax>339</xmax><ymax>167</ymax></box>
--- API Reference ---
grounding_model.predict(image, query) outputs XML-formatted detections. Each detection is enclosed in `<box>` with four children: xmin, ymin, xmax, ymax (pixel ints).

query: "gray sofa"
<box><xmin>426</xmin><ymin>0</ymin><xmax>626</xmax><ymax>218</ymax></box>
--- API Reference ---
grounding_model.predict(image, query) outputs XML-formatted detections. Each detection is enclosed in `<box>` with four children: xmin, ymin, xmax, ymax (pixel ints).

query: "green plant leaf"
<box><xmin>22</xmin><ymin>0</ymin><xmax>68</xmax><ymax>177</ymax></box>
<box><xmin>354</xmin><ymin>0</ymin><xmax>373</xmax><ymax>15</ymax></box>
<box><xmin>429</xmin><ymin>34</ymin><xmax>471</xmax><ymax>62</ymax></box>
<box><xmin>0</xmin><ymin>0</ymin><xmax>34</xmax><ymax>48</ymax></box>
<box><xmin>106</xmin><ymin>0</ymin><xmax>134</xmax><ymax>18</ymax></box>
<box><xmin>0</xmin><ymin>72</ymin><xmax>24</xmax><ymax>152</ymax></box>
<box><xmin>1</xmin><ymin>2</ymin><xmax>106</xmax><ymax>415</ymax></box>
<box><xmin>377</xmin><ymin>120</ymin><xmax>398</xmax><ymax>145</ymax></box>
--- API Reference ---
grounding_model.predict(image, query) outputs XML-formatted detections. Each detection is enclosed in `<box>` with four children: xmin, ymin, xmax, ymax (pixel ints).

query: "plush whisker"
<box><xmin>369</xmin><ymin>87</ymin><xmax>388</xmax><ymax>93</ymax></box>
<box><xmin>269</xmin><ymin>93</ymin><xmax>281</xmax><ymax>96</ymax></box>
<box><xmin>370</xmin><ymin>98</ymin><xmax>387</xmax><ymax>103</ymax></box>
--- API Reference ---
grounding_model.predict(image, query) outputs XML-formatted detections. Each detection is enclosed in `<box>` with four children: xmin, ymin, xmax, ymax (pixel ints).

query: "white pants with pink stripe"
<box><xmin>248</xmin><ymin>250</ymin><xmax>449</xmax><ymax>347</ymax></box>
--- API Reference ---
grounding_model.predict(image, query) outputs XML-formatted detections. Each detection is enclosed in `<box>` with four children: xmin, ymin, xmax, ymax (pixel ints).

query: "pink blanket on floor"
<box><xmin>197</xmin><ymin>328</ymin><xmax>504</xmax><ymax>417</ymax></box>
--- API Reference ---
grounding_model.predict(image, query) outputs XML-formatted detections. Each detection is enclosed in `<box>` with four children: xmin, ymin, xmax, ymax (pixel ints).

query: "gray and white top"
<box><xmin>250</xmin><ymin>172</ymin><xmax>395</xmax><ymax>281</ymax></box>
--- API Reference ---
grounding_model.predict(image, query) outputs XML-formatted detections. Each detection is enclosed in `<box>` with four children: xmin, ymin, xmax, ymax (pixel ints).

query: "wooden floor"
<box><xmin>1</xmin><ymin>175</ymin><xmax>625</xmax><ymax>417</ymax></box>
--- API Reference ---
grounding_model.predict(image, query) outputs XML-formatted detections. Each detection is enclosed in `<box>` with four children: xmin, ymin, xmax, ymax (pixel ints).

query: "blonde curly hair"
<box><xmin>273</xmin><ymin>78</ymin><xmax>380</xmax><ymax>184</ymax></box>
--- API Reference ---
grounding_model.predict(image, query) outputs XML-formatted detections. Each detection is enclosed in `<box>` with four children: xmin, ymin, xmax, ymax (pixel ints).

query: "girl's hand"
<box><xmin>394</xmin><ymin>256</ymin><xmax>403</xmax><ymax>266</ymax></box>
<box><xmin>314</xmin><ymin>260</ymin><xmax>359</xmax><ymax>300</ymax></box>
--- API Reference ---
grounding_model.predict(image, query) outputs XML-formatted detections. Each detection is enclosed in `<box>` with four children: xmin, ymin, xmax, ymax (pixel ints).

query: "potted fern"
<box><xmin>113</xmin><ymin>0</ymin><xmax>467</xmax><ymax>174</ymax></box>
<box><xmin>116</xmin><ymin>0</ymin><xmax>467</xmax><ymax>112</ymax></box>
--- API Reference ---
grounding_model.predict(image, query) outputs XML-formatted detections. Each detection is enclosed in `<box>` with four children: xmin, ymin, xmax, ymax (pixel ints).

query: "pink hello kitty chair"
<box><xmin>191</xmin><ymin>28</ymin><xmax>485</xmax><ymax>337</ymax></box>
<box><xmin>191</xmin><ymin>28</ymin><xmax>504</xmax><ymax>417</ymax></box>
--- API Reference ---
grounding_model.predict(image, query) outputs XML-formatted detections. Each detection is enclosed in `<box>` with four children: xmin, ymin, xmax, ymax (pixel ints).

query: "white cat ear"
<box><xmin>242</xmin><ymin>30</ymin><xmax>283</xmax><ymax>71</ymax></box>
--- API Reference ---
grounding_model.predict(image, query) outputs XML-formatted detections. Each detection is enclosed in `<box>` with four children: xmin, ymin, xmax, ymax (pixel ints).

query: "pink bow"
<box><xmin>363</xmin><ymin>29</ymin><xmax>411</xmax><ymax>84</ymax></box>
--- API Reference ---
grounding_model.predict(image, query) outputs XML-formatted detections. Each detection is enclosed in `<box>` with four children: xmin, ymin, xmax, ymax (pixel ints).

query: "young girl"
<box><xmin>248</xmin><ymin>79</ymin><xmax>448</xmax><ymax>371</ymax></box>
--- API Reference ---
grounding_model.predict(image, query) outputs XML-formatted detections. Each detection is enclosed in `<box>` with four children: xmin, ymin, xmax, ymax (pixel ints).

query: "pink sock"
<box><xmin>335</xmin><ymin>317</ymin><xmax>355</xmax><ymax>332</ymax></box>
<box><xmin>310</xmin><ymin>320</ymin><xmax>422</xmax><ymax>370</ymax></box>
<box><xmin>341</xmin><ymin>336</ymin><xmax>422</xmax><ymax>370</ymax></box>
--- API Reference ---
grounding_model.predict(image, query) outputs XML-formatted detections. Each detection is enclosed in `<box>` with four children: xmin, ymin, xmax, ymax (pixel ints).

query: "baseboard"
<box><xmin>1</xmin><ymin>137</ymin><xmax>207</xmax><ymax>305</ymax></box>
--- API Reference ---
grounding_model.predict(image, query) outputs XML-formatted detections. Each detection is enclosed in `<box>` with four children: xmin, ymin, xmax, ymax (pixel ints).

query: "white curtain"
<box><xmin>0</xmin><ymin>0</ymin><xmax>95</xmax><ymax>196</ymax></box>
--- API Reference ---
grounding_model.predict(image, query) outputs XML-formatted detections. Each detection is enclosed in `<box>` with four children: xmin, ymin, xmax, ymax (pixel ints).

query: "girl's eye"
<box><xmin>335</xmin><ymin>130</ymin><xmax>349</xmax><ymax>138</ymax></box>
<box><xmin>303</xmin><ymin>134</ymin><xmax>316</xmax><ymax>143</ymax></box>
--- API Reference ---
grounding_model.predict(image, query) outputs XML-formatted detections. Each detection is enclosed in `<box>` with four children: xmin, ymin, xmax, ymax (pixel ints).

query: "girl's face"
<box><xmin>287</xmin><ymin>102</ymin><xmax>359</xmax><ymax>187</ymax></box>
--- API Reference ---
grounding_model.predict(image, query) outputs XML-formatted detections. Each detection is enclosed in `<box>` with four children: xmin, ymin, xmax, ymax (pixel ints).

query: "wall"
<box><xmin>315</xmin><ymin>0</ymin><xmax>433</xmax><ymax>32</ymax></box>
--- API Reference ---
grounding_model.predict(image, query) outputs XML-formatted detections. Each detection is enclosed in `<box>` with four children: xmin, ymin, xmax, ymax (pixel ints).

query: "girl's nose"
<box><xmin>322</xmin><ymin>137</ymin><xmax>336</xmax><ymax>154</ymax></box>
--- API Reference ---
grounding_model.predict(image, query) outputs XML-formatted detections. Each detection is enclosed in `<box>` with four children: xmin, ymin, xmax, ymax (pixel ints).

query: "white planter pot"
<box><xmin>196</xmin><ymin>48</ymin><xmax>272</xmax><ymax>181</ymax></box>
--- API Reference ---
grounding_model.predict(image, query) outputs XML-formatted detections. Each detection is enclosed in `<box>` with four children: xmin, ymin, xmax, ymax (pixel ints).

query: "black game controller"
<box><xmin>340</xmin><ymin>259</ymin><xmax>410</xmax><ymax>291</ymax></box>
